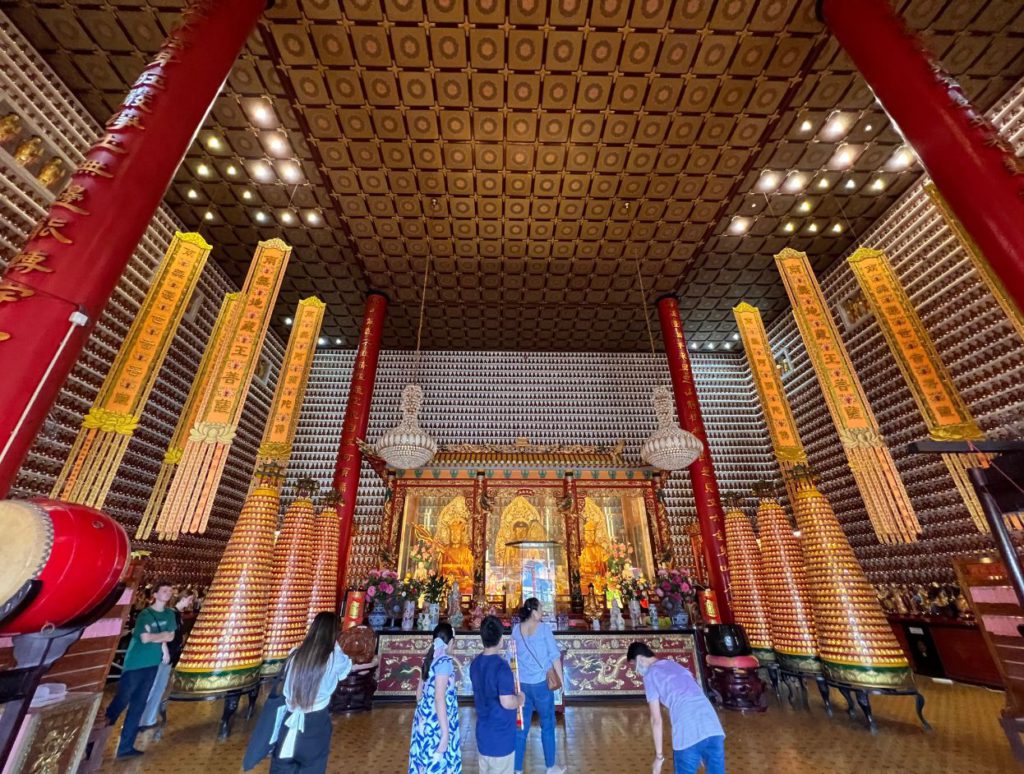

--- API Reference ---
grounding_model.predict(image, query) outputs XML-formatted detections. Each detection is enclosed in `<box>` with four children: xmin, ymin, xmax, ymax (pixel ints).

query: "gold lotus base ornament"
<box><xmin>790</xmin><ymin>470</ymin><xmax>911</xmax><ymax>689</ymax></box>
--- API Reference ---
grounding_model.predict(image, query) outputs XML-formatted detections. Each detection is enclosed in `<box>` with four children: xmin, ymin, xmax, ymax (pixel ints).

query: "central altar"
<box><xmin>362</xmin><ymin>438</ymin><xmax>677</xmax><ymax>611</ymax></box>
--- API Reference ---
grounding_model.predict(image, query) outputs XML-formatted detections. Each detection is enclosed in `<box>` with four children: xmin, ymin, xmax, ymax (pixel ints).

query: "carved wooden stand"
<box><xmin>329</xmin><ymin>669</ymin><xmax>378</xmax><ymax>714</ymax></box>
<box><xmin>704</xmin><ymin>657</ymin><xmax>768</xmax><ymax>714</ymax></box>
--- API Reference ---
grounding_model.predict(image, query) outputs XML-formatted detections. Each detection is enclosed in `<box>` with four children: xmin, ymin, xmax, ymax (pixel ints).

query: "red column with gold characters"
<box><xmin>656</xmin><ymin>295</ymin><xmax>733</xmax><ymax>624</ymax></box>
<box><xmin>0</xmin><ymin>0</ymin><xmax>268</xmax><ymax>497</ymax></box>
<box><xmin>333</xmin><ymin>292</ymin><xmax>387</xmax><ymax>600</ymax></box>
<box><xmin>819</xmin><ymin>0</ymin><xmax>1024</xmax><ymax>319</ymax></box>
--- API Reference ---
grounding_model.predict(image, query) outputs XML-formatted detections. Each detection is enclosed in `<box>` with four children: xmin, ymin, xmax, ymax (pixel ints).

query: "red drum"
<box><xmin>0</xmin><ymin>499</ymin><xmax>130</xmax><ymax>635</ymax></box>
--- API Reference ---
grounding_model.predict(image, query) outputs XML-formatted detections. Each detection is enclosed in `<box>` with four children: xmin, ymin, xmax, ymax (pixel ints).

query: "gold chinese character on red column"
<box><xmin>107</xmin><ymin>110</ymin><xmax>145</xmax><ymax>131</ymax></box>
<box><xmin>8</xmin><ymin>251</ymin><xmax>52</xmax><ymax>274</ymax></box>
<box><xmin>53</xmin><ymin>184</ymin><xmax>89</xmax><ymax>215</ymax></box>
<box><xmin>28</xmin><ymin>217</ymin><xmax>73</xmax><ymax>244</ymax></box>
<box><xmin>77</xmin><ymin>160</ymin><xmax>114</xmax><ymax>178</ymax></box>
<box><xmin>94</xmin><ymin>134</ymin><xmax>127</xmax><ymax>155</ymax></box>
<box><xmin>0</xmin><ymin>281</ymin><xmax>34</xmax><ymax>304</ymax></box>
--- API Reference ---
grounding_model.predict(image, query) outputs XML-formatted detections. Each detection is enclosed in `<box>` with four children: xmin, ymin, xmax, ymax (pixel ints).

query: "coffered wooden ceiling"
<box><xmin>4</xmin><ymin>0</ymin><xmax>1024</xmax><ymax>350</ymax></box>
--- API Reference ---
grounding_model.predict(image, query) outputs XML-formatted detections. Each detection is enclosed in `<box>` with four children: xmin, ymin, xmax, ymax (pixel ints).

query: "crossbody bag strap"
<box><xmin>519</xmin><ymin>628</ymin><xmax>546</xmax><ymax>672</ymax></box>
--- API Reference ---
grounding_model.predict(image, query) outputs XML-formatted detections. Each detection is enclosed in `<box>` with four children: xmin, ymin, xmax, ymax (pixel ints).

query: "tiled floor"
<box><xmin>100</xmin><ymin>680</ymin><xmax>1018</xmax><ymax>773</ymax></box>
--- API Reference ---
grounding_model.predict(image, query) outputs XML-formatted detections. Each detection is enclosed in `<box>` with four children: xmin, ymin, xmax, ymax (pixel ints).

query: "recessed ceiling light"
<box><xmin>277</xmin><ymin>160</ymin><xmax>302</xmax><ymax>184</ymax></box>
<box><xmin>798</xmin><ymin>200</ymin><xmax>812</xmax><ymax>213</ymax></box>
<box><xmin>226</xmin><ymin>164</ymin><xmax>238</xmax><ymax>176</ymax></box>
<box><xmin>783</xmin><ymin>222</ymin><xmax>795</xmax><ymax>233</ymax></box>
<box><xmin>334</xmin><ymin>338</ymin><xmax>342</xmax><ymax>345</ymax></box>
<box><xmin>732</xmin><ymin>332</ymin><xmax>740</xmax><ymax>341</ymax></box>
<box><xmin>817</xmin><ymin>178</ymin><xmax>829</xmax><ymax>190</ymax></box>
<box><xmin>242</xmin><ymin>190</ymin><xmax>253</xmax><ymax>201</ymax></box>
<box><xmin>830</xmin><ymin>144</ymin><xmax>863</xmax><ymax>170</ymax></box>
<box><xmin>756</xmin><ymin>171</ymin><xmax>780</xmax><ymax>192</ymax></box>
<box><xmin>305</xmin><ymin>211</ymin><xmax>321</xmax><ymax>226</ymax></box>
<box><xmin>864</xmin><ymin>124</ymin><xmax>874</xmax><ymax>132</ymax></box>
<box><xmin>689</xmin><ymin>342</ymin><xmax>699</xmax><ymax>350</ymax></box>
<box><xmin>203</xmin><ymin>210</ymin><xmax>214</xmax><ymax>221</ymax></box>
<box><xmin>783</xmin><ymin>172</ymin><xmax>807</xmax><ymax>193</ymax></box>
<box><xmin>831</xmin><ymin>223</ymin><xmax>843</xmax><ymax>234</ymax></box>
<box><xmin>871</xmin><ymin>178</ymin><xmax>885</xmax><ymax>191</ymax></box>
<box><xmin>808</xmin><ymin>222</ymin><xmax>819</xmax><ymax>233</ymax></box>
<box><xmin>187</xmin><ymin>189</ymin><xmax>198</xmax><ymax>200</ymax></box>
<box><xmin>284</xmin><ymin>317</ymin><xmax>293</xmax><ymax>326</ymax></box>
<box><xmin>255</xmin><ymin>211</ymin><xmax>267</xmax><ymax>223</ymax></box>
<box><xmin>250</xmin><ymin>101</ymin><xmax>275</xmax><ymax>127</ymax></box>
<box><xmin>845</xmin><ymin>179</ymin><xmax>857</xmax><ymax>190</ymax></box>
<box><xmin>822</xmin><ymin>111</ymin><xmax>852</xmax><ymax>140</ymax></box>
<box><xmin>281</xmin><ymin>211</ymin><xmax>295</xmax><ymax>224</ymax></box>
<box><xmin>888</xmin><ymin>146</ymin><xmax>915</xmax><ymax>171</ymax></box>
<box><xmin>706</xmin><ymin>342</ymin><xmax>716</xmax><ymax>350</ymax></box>
<box><xmin>723</xmin><ymin>342</ymin><xmax>732</xmax><ymax>350</ymax></box>
<box><xmin>197</xmin><ymin>163</ymin><xmax>211</xmax><ymax>177</ymax></box>
<box><xmin>249</xmin><ymin>160</ymin><xmax>275</xmax><ymax>182</ymax></box>
<box><xmin>207</xmin><ymin>136</ymin><xmax>222</xmax><ymax>151</ymax></box>
<box><xmin>799</xmin><ymin>119</ymin><xmax>813</xmax><ymax>133</ymax></box>
<box><xmin>318</xmin><ymin>337</ymin><xmax>327</xmax><ymax>346</ymax></box>
<box><xmin>267</xmin><ymin>134</ymin><xmax>288</xmax><ymax>155</ymax></box>
<box><xmin>729</xmin><ymin>217</ymin><xmax>751</xmax><ymax>235</ymax></box>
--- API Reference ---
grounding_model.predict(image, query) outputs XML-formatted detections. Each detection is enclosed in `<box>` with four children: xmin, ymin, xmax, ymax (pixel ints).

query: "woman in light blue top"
<box><xmin>511</xmin><ymin>598</ymin><xmax>565</xmax><ymax>774</ymax></box>
<box><xmin>270</xmin><ymin>612</ymin><xmax>369</xmax><ymax>774</ymax></box>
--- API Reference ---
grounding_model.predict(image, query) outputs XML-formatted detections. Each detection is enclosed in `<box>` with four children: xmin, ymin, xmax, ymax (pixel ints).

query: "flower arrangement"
<box><xmin>606</xmin><ymin>541</ymin><xmax>634</xmax><ymax>576</ymax></box>
<box><xmin>653</xmin><ymin>567</ymin><xmax>697</xmax><ymax>612</ymax></box>
<box><xmin>421</xmin><ymin>570</ymin><xmax>449</xmax><ymax>605</ymax></box>
<box><xmin>398</xmin><ymin>574</ymin><xmax>424</xmax><ymax>603</ymax></box>
<box><xmin>618</xmin><ymin>573</ymin><xmax>651</xmax><ymax>603</ymax></box>
<box><xmin>364</xmin><ymin>568</ymin><xmax>399</xmax><ymax>607</ymax></box>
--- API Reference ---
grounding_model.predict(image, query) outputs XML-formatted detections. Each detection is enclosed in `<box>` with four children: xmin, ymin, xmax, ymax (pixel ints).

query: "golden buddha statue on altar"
<box><xmin>434</xmin><ymin>495</ymin><xmax>474</xmax><ymax>594</ymax></box>
<box><xmin>579</xmin><ymin>498</ymin><xmax>611</xmax><ymax>593</ymax></box>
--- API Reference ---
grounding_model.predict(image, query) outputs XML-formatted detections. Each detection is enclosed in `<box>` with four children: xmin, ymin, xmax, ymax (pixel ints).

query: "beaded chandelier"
<box><xmin>640</xmin><ymin>385</ymin><xmax>703</xmax><ymax>471</ymax></box>
<box><xmin>374</xmin><ymin>253</ymin><xmax>437</xmax><ymax>470</ymax></box>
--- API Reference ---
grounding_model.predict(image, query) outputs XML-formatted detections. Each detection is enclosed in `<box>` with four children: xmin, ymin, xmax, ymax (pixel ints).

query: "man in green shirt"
<box><xmin>105</xmin><ymin>580</ymin><xmax>177</xmax><ymax>759</ymax></box>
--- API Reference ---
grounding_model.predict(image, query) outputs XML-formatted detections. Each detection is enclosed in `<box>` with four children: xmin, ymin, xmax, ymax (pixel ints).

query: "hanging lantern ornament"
<box><xmin>373</xmin><ymin>253</ymin><xmax>437</xmax><ymax>470</ymax></box>
<box><xmin>375</xmin><ymin>384</ymin><xmax>437</xmax><ymax>469</ymax></box>
<box><xmin>641</xmin><ymin>385</ymin><xmax>704</xmax><ymax>471</ymax></box>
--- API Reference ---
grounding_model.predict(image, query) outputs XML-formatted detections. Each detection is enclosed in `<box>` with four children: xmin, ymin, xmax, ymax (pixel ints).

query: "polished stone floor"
<box><xmin>100</xmin><ymin>680</ymin><xmax>1017</xmax><ymax>773</ymax></box>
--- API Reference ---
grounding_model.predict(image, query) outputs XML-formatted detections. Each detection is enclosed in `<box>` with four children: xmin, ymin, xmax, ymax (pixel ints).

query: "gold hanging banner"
<box><xmin>733</xmin><ymin>302</ymin><xmax>807</xmax><ymax>506</ymax></box>
<box><xmin>51</xmin><ymin>232</ymin><xmax>211</xmax><ymax>509</ymax></box>
<box><xmin>137</xmin><ymin>293</ymin><xmax>242</xmax><ymax>540</ymax></box>
<box><xmin>847</xmin><ymin>247</ymin><xmax>1001</xmax><ymax>532</ymax></box>
<box><xmin>925</xmin><ymin>183</ymin><xmax>1024</xmax><ymax>344</ymax></box>
<box><xmin>157</xmin><ymin>238</ymin><xmax>291</xmax><ymax>539</ymax></box>
<box><xmin>255</xmin><ymin>296</ymin><xmax>325</xmax><ymax>467</ymax></box>
<box><xmin>774</xmin><ymin>248</ymin><xmax>920</xmax><ymax>544</ymax></box>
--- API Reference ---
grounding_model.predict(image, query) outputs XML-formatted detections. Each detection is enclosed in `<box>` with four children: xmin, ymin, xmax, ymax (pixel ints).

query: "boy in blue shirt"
<box><xmin>470</xmin><ymin>615</ymin><xmax>525</xmax><ymax>773</ymax></box>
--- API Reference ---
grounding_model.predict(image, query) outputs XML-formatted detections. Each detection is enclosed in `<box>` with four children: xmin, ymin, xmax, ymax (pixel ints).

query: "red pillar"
<box><xmin>0</xmin><ymin>0</ymin><xmax>268</xmax><ymax>496</ymax></box>
<box><xmin>656</xmin><ymin>296</ymin><xmax>733</xmax><ymax>623</ymax></box>
<box><xmin>819</xmin><ymin>0</ymin><xmax>1024</xmax><ymax>318</ymax></box>
<box><xmin>333</xmin><ymin>292</ymin><xmax>387</xmax><ymax>600</ymax></box>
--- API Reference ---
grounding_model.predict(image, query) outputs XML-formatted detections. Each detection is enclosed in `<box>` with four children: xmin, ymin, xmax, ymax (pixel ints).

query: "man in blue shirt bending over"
<box><xmin>470</xmin><ymin>615</ymin><xmax>525</xmax><ymax>773</ymax></box>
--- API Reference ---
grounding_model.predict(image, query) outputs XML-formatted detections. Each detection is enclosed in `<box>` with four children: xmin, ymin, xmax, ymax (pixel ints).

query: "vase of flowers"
<box><xmin>614</xmin><ymin>572</ymin><xmax>649</xmax><ymax>629</ymax></box>
<box><xmin>654</xmin><ymin>568</ymin><xmax>697</xmax><ymax>629</ymax></box>
<box><xmin>397</xmin><ymin>575</ymin><xmax>423</xmax><ymax>631</ymax></box>
<box><xmin>364</xmin><ymin>568</ymin><xmax>399</xmax><ymax>630</ymax></box>
<box><xmin>422</xmin><ymin>571</ymin><xmax>449</xmax><ymax>629</ymax></box>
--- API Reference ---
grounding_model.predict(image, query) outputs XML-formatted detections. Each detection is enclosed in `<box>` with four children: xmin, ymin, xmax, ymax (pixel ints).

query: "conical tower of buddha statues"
<box><xmin>173</xmin><ymin>463</ymin><xmax>284</xmax><ymax>695</ymax></box>
<box><xmin>754</xmin><ymin>481</ymin><xmax>820</xmax><ymax>674</ymax></box>
<box><xmin>789</xmin><ymin>468</ymin><xmax>910</xmax><ymax>687</ymax></box>
<box><xmin>308</xmin><ymin>489</ymin><xmax>341</xmax><ymax>625</ymax></box>
<box><xmin>262</xmin><ymin>478</ymin><xmax>318</xmax><ymax>675</ymax></box>
<box><xmin>723</xmin><ymin>495</ymin><xmax>774</xmax><ymax>664</ymax></box>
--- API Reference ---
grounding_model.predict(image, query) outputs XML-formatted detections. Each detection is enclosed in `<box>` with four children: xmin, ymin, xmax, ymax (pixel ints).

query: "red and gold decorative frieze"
<box><xmin>723</xmin><ymin>505</ymin><xmax>774</xmax><ymax>663</ymax></box>
<box><xmin>847</xmin><ymin>247</ymin><xmax>998</xmax><ymax>532</ymax></box>
<box><xmin>138</xmin><ymin>292</ymin><xmax>241</xmax><ymax>540</ymax></box>
<box><xmin>173</xmin><ymin>478</ymin><xmax>280</xmax><ymax>695</ymax></box>
<box><xmin>733</xmin><ymin>302</ymin><xmax>807</xmax><ymax>506</ymax></box>
<box><xmin>790</xmin><ymin>470</ymin><xmax>911</xmax><ymax>688</ymax></box>
<box><xmin>263</xmin><ymin>492</ymin><xmax>317</xmax><ymax>674</ymax></box>
<box><xmin>158</xmin><ymin>239</ymin><xmax>291</xmax><ymax>538</ymax></box>
<box><xmin>756</xmin><ymin>490</ymin><xmax>819</xmax><ymax>674</ymax></box>
<box><xmin>51</xmin><ymin>232</ymin><xmax>210</xmax><ymax>509</ymax></box>
<box><xmin>775</xmin><ymin>248</ymin><xmax>920</xmax><ymax>545</ymax></box>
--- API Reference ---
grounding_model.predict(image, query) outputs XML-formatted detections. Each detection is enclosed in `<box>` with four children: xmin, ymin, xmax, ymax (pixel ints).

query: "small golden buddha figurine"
<box><xmin>583</xmin><ymin>582</ymin><xmax>603</xmax><ymax>628</ymax></box>
<box><xmin>579</xmin><ymin>520</ymin><xmax>610</xmax><ymax>594</ymax></box>
<box><xmin>439</xmin><ymin>517</ymin><xmax>474</xmax><ymax>594</ymax></box>
<box><xmin>0</xmin><ymin>113</ymin><xmax>22</xmax><ymax>147</ymax></box>
<box><xmin>14</xmin><ymin>136</ymin><xmax>43</xmax><ymax>167</ymax></box>
<box><xmin>36</xmin><ymin>156</ymin><xmax>65</xmax><ymax>189</ymax></box>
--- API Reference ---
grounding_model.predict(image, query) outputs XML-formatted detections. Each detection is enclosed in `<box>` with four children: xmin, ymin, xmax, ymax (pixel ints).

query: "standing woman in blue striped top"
<box><xmin>511</xmin><ymin>598</ymin><xmax>566</xmax><ymax>774</ymax></box>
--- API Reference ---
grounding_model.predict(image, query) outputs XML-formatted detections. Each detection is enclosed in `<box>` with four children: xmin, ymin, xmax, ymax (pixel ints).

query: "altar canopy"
<box><xmin>369</xmin><ymin>440</ymin><xmax>668</xmax><ymax>610</ymax></box>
